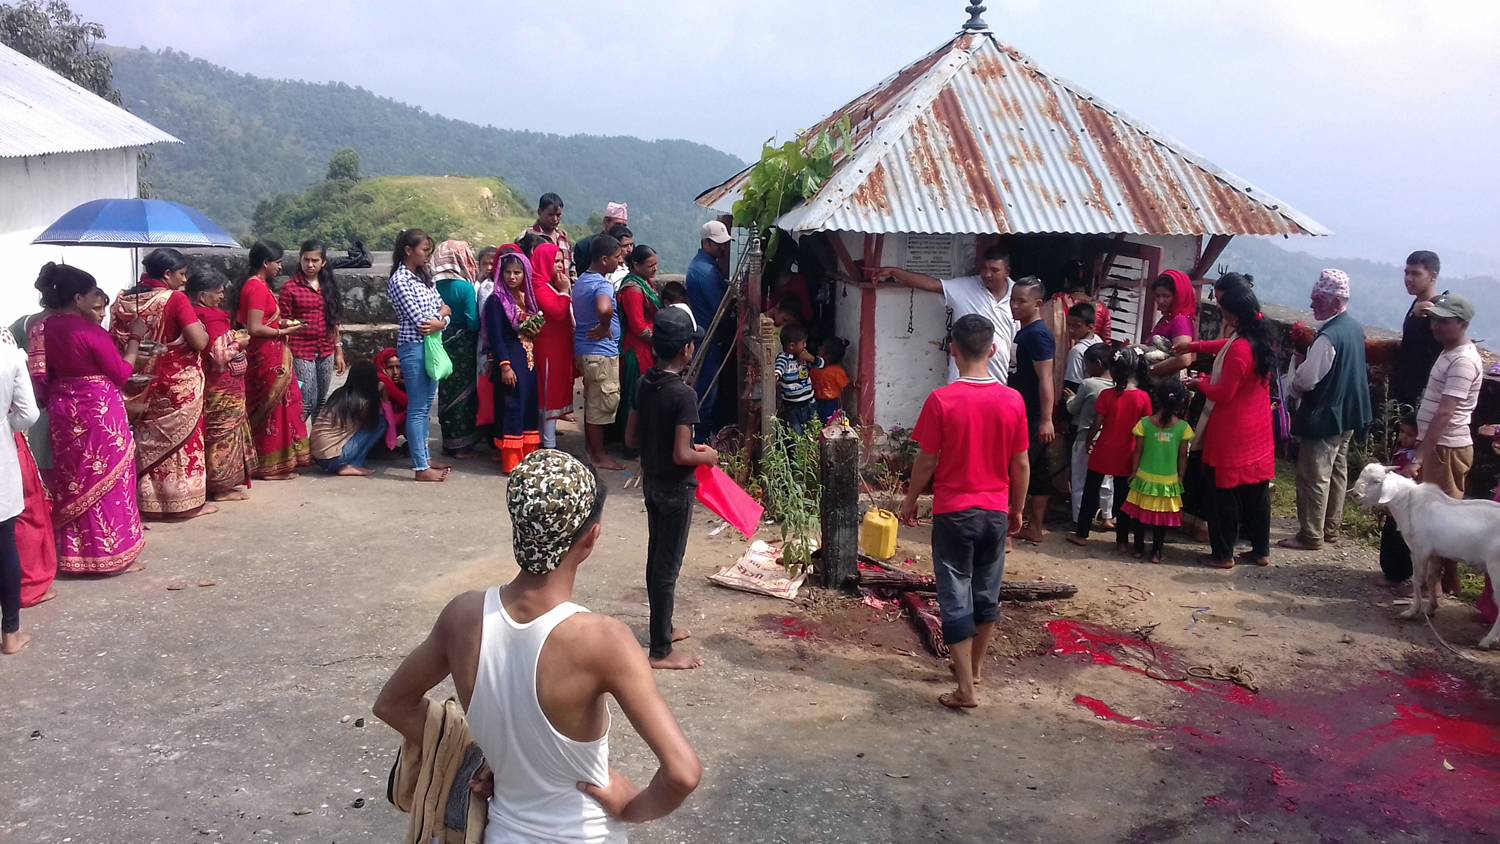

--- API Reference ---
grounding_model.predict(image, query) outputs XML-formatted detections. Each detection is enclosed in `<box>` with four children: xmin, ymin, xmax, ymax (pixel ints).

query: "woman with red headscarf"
<box><xmin>529</xmin><ymin>242</ymin><xmax>575</xmax><ymax>450</ymax></box>
<box><xmin>483</xmin><ymin>251</ymin><xmax>541</xmax><ymax>472</ymax></box>
<box><xmin>1147</xmin><ymin>269</ymin><xmax>1198</xmax><ymax>377</ymax></box>
<box><xmin>375</xmin><ymin>347</ymin><xmax>408</xmax><ymax>451</ymax></box>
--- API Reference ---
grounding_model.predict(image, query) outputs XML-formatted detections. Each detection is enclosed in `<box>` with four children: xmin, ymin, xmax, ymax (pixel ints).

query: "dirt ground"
<box><xmin>3</xmin><ymin>430</ymin><xmax>1498</xmax><ymax>844</ymax></box>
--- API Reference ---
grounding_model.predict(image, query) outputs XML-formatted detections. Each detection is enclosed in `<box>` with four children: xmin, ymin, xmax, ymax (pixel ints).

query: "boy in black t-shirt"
<box><xmin>626</xmin><ymin>307</ymin><xmax>718</xmax><ymax>670</ymax></box>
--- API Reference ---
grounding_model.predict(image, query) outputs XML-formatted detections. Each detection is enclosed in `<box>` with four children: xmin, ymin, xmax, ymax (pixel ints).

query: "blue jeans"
<box><xmin>397</xmin><ymin>342</ymin><xmax>438</xmax><ymax>471</ymax></box>
<box><xmin>317</xmin><ymin>418</ymin><xmax>387</xmax><ymax>474</ymax></box>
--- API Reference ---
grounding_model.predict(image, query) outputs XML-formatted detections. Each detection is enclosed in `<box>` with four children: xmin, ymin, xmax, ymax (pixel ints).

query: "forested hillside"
<box><xmin>107</xmin><ymin>46</ymin><xmax>745</xmax><ymax>268</ymax></box>
<box><xmin>1221</xmin><ymin>237</ymin><xmax>1499</xmax><ymax>344</ymax></box>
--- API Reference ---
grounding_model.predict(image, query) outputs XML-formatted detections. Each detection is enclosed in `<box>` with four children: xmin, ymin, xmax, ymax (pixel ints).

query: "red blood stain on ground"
<box><xmin>1047</xmin><ymin>619</ymin><xmax>1500</xmax><ymax>839</ymax></box>
<box><xmin>759</xmin><ymin>615</ymin><xmax>819</xmax><ymax>640</ymax></box>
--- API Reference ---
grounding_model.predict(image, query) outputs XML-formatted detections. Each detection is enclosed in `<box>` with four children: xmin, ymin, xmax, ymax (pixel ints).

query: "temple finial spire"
<box><xmin>962</xmin><ymin>3</ymin><xmax>989</xmax><ymax>31</ymax></box>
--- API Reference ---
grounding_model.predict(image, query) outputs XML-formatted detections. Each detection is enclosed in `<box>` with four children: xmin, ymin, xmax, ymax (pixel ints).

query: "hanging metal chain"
<box><xmin>907</xmin><ymin>287</ymin><xmax>915</xmax><ymax>334</ymax></box>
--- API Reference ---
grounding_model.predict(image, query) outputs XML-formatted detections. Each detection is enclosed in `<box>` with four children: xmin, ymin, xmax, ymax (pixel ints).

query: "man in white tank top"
<box><xmin>375</xmin><ymin>450</ymin><xmax>702</xmax><ymax>842</ymax></box>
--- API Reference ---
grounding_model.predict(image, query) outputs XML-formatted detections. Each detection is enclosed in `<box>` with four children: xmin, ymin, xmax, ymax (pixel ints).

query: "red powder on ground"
<box><xmin>1073</xmin><ymin>694</ymin><xmax>1157</xmax><ymax>729</ymax></box>
<box><xmin>1050</xmin><ymin>619</ymin><xmax>1500</xmax><ymax>839</ymax></box>
<box><xmin>762</xmin><ymin>616</ymin><xmax>817</xmax><ymax>640</ymax></box>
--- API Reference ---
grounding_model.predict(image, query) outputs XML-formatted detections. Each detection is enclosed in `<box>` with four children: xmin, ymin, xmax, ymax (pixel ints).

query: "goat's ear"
<box><xmin>1377</xmin><ymin>474</ymin><xmax>1402</xmax><ymax>506</ymax></box>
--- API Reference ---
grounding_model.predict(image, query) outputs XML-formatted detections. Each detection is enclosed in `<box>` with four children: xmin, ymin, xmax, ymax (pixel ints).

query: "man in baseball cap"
<box><xmin>686</xmin><ymin>221</ymin><xmax>734</xmax><ymax>441</ymax></box>
<box><xmin>1408</xmin><ymin>291</ymin><xmax>1483</xmax><ymax>595</ymax></box>
<box><xmin>376</xmin><ymin>448</ymin><xmax>704</xmax><ymax>829</ymax></box>
<box><xmin>1280</xmin><ymin>268</ymin><xmax>1371</xmax><ymax>552</ymax></box>
<box><xmin>625</xmin><ymin>307</ymin><xmax>717</xmax><ymax>670</ymax></box>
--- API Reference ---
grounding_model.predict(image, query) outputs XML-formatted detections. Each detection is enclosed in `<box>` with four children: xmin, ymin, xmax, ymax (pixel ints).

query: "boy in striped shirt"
<box><xmin>775</xmin><ymin>323</ymin><xmax>824</xmax><ymax>433</ymax></box>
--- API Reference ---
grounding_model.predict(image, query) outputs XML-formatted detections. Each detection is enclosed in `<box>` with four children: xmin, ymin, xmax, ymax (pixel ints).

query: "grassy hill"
<box><xmin>251</xmin><ymin>172</ymin><xmax>545</xmax><ymax>255</ymax></box>
<box><xmin>107</xmin><ymin>46</ymin><xmax>745</xmax><ymax>268</ymax></box>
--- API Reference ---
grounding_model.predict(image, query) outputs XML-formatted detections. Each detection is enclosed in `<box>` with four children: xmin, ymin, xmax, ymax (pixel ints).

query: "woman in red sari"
<box><xmin>238</xmin><ymin>240</ymin><xmax>312</xmax><ymax>479</ymax></box>
<box><xmin>0</xmin><ymin>328</ymin><xmax>54</xmax><ymax>608</ymax></box>
<box><xmin>111</xmin><ymin>248</ymin><xmax>214</xmax><ymax>520</ymax></box>
<box><xmin>529</xmin><ymin>242</ymin><xmax>575</xmax><ymax>449</ymax></box>
<box><xmin>188</xmin><ymin>269</ymin><xmax>256</xmax><ymax>501</ymax></box>
<box><xmin>38</xmin><ymin>264</ymin><xmax>148</xmax><ymax>575</ymax></box>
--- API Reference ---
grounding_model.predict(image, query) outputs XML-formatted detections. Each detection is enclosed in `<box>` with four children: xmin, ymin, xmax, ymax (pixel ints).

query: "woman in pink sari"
<box><xmin>37</xmin><ymin>264</ymin><xmax>148</xmax><ymax>575</ymax></box>
<box><xmin>111</xmin><ymin>248</ymin><xmax>214</xmax><ymax>519</ymax></box>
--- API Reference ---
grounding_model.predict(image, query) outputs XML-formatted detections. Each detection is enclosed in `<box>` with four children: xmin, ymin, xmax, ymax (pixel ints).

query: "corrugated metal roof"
<box><xmin>697</xmin><ymin>31</ymin><xmax>1329</xmax><ymax>238</ymax></box>
<box><xmin>0</xmin><ymin>43</ymin><xmax>179</xmax><ymax>158</ymax></box>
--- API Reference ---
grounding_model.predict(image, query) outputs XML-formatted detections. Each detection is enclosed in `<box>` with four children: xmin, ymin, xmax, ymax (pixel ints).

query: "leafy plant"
<box><xmin>756</xmin><ymin>419</ymin><xmax>823</xmax><ymax>575</ymax></box>
<box><xmin>731</xmin><ymin>117</ymin><xmax>854</xmax><ymax>260</ymax></box>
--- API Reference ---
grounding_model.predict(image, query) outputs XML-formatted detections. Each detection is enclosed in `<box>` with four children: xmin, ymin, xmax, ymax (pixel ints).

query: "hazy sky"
<box><xmin>81</xmin><ymin>0</ymin><xmax>1500</xmax><ymax>275</ymax></box>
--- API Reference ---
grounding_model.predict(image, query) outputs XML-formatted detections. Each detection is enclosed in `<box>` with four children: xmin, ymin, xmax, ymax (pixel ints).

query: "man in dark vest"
<box><xmin>1280</xmin><ymin>269</ymin><xmax>1372</xmax><ymax>551</ymax></box>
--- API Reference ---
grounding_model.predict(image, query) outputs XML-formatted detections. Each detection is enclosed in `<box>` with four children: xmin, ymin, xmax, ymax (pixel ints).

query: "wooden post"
<box><xmin>819</xmin><ymin>425</ymin><xmax>860</xmax><ymax>592</ymax></box>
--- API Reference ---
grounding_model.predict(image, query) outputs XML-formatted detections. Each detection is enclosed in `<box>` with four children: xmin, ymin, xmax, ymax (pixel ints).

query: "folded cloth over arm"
<box><xmin>386</xmin><ymin>697</ymin><xmax>487</xmax><ymax>844</ymax></box>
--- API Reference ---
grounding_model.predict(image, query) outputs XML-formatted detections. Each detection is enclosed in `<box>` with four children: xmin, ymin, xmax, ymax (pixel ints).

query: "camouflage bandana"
<box><xmin>506</xmin><ymin>450</ymin><xmax>599</xmax><ymax>574</ymax></box>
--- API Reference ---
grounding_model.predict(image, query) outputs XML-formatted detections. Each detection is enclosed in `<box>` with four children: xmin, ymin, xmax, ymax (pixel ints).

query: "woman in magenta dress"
<box><xmin>36</xmin><ymin>264</ymin><xmax>148</xmax><ymax>576</ymax></box>
<box><xmin>1147</xmin><ymin>270</ymin><xmax>1198</xmax><ymax>378</ymax></box>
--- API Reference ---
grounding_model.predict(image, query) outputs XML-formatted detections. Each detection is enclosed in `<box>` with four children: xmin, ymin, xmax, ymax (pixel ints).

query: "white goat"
<box><xmin>1353</xmin><ymin>462</ymin><xmax>1500</xmax><ymax>649</ymax></box>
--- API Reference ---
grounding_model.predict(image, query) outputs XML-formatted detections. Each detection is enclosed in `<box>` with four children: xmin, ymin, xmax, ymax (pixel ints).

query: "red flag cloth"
<box><xmin>694</xmin><ymin>465</ymin><xmax>763</xmax><ymax>539</ymax></box>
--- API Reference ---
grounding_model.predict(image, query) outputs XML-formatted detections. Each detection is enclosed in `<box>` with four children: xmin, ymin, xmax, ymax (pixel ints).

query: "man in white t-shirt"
<box><xmin>874</xmin><ymin>244</ymin><xmax>1017</xmax><ymax>383</ymax></box>
<box><xmin>1405</xmin><ymin>292</ymin><xmax>1483</xmax><ymax>594</ymax></box>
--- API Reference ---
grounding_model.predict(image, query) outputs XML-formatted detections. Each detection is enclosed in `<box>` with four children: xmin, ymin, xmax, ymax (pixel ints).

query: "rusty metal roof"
<box><xmin>697</xmin><ymin>30</ymin><xmax>1328</xmax><ymax>238</ymax></box>
<box><xmin>0</xmin><ymin>43</ymin><xmax>178</xmax><ymax>158</ymax></box>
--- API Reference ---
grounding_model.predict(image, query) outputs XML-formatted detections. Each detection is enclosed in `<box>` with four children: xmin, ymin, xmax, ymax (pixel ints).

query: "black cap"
<box><xmin>652</xmin><ymin>306</ymin><xmax>703</xmax><ymax>357</ymax></box>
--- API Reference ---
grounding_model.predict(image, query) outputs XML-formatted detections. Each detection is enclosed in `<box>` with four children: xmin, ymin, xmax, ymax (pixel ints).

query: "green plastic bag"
<box><xmin>423</xmin><ymin>333</ymin><xmax>453</xmax><ymax>381</ymax></box>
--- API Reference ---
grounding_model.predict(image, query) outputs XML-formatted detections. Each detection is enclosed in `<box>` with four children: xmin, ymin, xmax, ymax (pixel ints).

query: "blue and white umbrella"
<box><xmin>32</xmin><ymin>198</ymin><xmax>239</xmax><ymax>248</ymax></box>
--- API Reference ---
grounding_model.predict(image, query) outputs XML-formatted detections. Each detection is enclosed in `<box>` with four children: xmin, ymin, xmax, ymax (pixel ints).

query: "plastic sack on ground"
<box><xmin>708</xmin><ymin>540</ymin><xmax>806</xmax><ymax>601</ymax></box>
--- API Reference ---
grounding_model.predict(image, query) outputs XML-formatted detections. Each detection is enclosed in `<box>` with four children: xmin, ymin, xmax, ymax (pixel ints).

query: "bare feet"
<box><xmin>414</xmin><ymin>467</ymin><xmax>450</xmax><ymax>482</ymax></box>
<box><xmin>1150</xmin><ymin>552</ymin><xmax>1164</xmax><ymax>564</ymax></box>
<box><xmin>34</xmin><ymin>588</ymin><xmax>57</xmax><ymax>605</ymax></box>
<box><xmin>210</xmin><ymin>490</ymin><xmax>249</xmax><ymax>501</ymax></box>
<box><xmin>939</xmin><ymin>691</ymin><xmax>978</xmax><ymax>710</ymax></box>
<box><xmin>649</xmin><ymin>650</ymin><xmax>704</xmax><ymax>670</ymax></box>
<box><xmin>1065</xmin><ymin>535</ymin><xmax>1088</xmax><ymax>547</ymax></box>
<box><xmin>336</xmin><ymin>466</ymin><xmax>375</xmax><ymax>477</ymax></box>
<box><xmin>1276</xmin><ymin>536</ymin><xmax>1321</xmax><ymax>552</ymax></box>
<box><xmin>1205</xmin><ymin>557</ymin><xmax>1235</xmax><ymax>570</ymax></box>
<box><xmin>672</xmin><ymin>628</ymin><xmax>691</xmax><ymax>643</ymax></box>
<box><xmin>429</xmin><ymin>460</ymin><xmax>453</xmax><ymax>471</ymax></box>
<box><xmin>197</xmin><ymin>504</ymin><xmax>219</xmax><ymax>517</ymax></box>
<box><xmin>1236</xmin><ymin>551</ymin><xmax>1270</xmax><ymax>567</ymax></box>
<box><xmin>1</xmin><ymin>631</ymin><xmax>31</xmax><ymax>655</ymax></box>
<box><xmin>1017</xmin><ymin>527</ymin><xmax>1045</xmax><ymax>544</ymax></box>
<box><xmin>256</xmin><ymin>473</ymin><xmax>299</xmax><ymax>481</ymax></box>
<box><xmin>591</xmin><ymin>454</ymin><xmax>627</xmax><ymax>471</ymax></box>
<box><xmin>125</xmin><ymin>563</ymin><xmax>146</xmax><ymax>573</ymax></box>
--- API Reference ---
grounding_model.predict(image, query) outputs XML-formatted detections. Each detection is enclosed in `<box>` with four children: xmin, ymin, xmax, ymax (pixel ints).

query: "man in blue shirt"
<box><xmin>686</xmin><ymin>221</ymin><xmax>733</xmax><ymax>441</ymax></box>
<box><xmin>573</xmin><ymin>233</ymin><xmax>625</xmax><ymax>470</ymax></box>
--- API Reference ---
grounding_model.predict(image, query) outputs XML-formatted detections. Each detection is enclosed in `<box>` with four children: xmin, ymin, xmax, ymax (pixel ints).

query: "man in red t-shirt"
<box><xmin>900</xmin><ymin>314</ymin><xmax>1030</xmax><ymax>710</ymax></box>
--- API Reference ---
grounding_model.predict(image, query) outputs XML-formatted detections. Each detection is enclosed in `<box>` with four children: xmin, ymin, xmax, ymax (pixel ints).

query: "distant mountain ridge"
<box><xmin>106</xmin><ymin>46</ymin><xmax>745</xmax><ymax>268</ymax></box>
<box><xmin>1220</xmin><ymin>237</ymin><xmax>1499</xmax><ymax>346</ymax></box>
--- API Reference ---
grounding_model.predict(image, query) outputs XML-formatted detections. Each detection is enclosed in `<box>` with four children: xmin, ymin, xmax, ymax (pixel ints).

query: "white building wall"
<box><xmin>831</xmin><ymin>231</ymin><xmax>1201</xmax><ymax>430</ymax></box>
<box><xmin>0</xmin><ymin>148</ymin><xmax>140</xmax><ymax>324</ymax></box>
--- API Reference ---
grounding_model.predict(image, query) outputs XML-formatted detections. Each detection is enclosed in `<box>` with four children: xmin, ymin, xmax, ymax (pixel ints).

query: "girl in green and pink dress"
<box><xmin>1123</xmin><ymin>380</ymin><xmax>1194</xmax><ymax>563</ymax></box>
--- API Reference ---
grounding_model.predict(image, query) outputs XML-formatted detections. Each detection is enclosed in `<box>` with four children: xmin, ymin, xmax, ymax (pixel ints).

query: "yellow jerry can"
<box><xmin>860</xmin><ymin>508</ymin><xmax>899</xmax><ymax>560</ymax></box>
